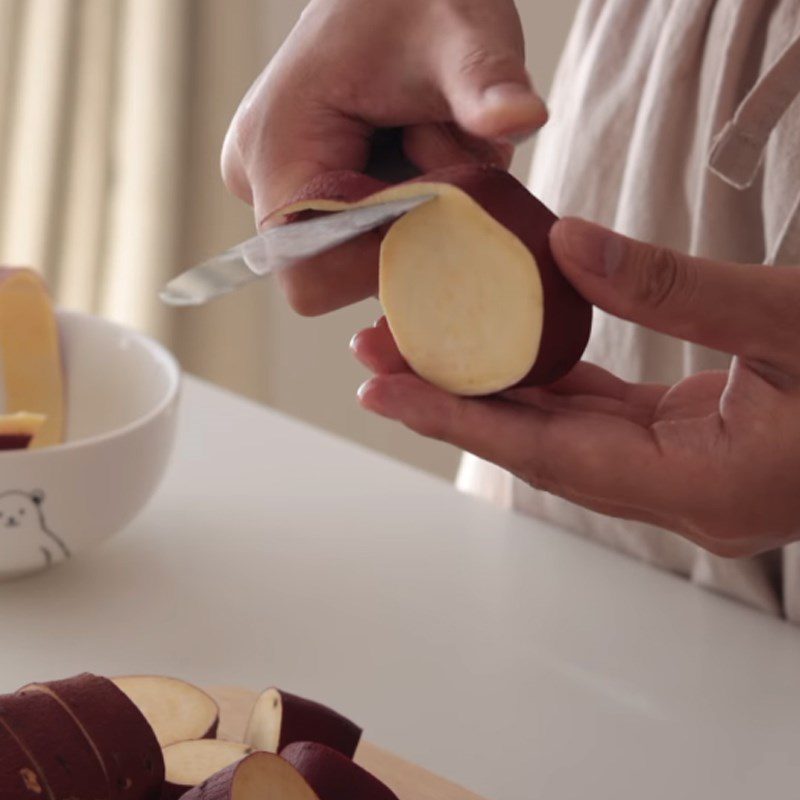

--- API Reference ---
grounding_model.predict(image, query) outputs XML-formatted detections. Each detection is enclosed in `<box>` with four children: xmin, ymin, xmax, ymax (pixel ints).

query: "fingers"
<box><xmin>544</xmin><ymin>361</ymin><xmax>634</xmax><ymax>399</ymax></box>
<box><xmin>536</xmin><ymin>361</ymin><xmax>669</xmax><ymax>417</ymax></box>
<box><xmin>432</xmin><ymin>2</ymin><xmax>547</xmax><ymax>140</ymax></box>
<box><xmin>222</xmin><ymin>0</ymin><xmax>535</xmax><ymax>224</ymax></box>
<box><xmin>223</xmin><ymin>82</ymin><xmax>371</xmax><ymax>229</ymax></box>
<box><xmin>350</xmin><ymin>317</ymin><xmax>408</xmax><ymax>374</ymax></box>
<box><xmin>352</xmin><ymin>337</ymin><xmax>655</xmax><ymax>402</ymax></box>
<box><xmin>551</xmin><ymin>219</ymin><xmax>800</xmax><ymax>378</ymax></box>
<box><xmin>356</xmin><ymin>371</ymin><xmax>792</xmax><ymax>555</ymax></box>
<box><xmin>220</xmin><ymin>58</ymin><xmax>382</xmax><ymax>314</ymax></box>
<box><xmin>357</xmin><ymin>372</ymin><xmax>674</xmax><ymax>513</ymax></box>
<box><xmin>403</xmin><ymin>123</ymin><xmax>514</xmax><ymax>172</ymax></box>
<box><xmin>500</xmin><ymin>387</ymin><xmax>657</xmax><ymax>426</ymax></box>
<box><xmin>350</xmin><ymin>327</ymin><xmax>732</xmax><ymax>539</ymax></box>
<box><xmin>656</xmin><ymin>371</ymin><xmax>729</xmax><ymax>422</ymax></box>
<box><xmin>220</xmin><ymin>0</ymin><xmax>548</xmax><ymax>318</ymax></box>
<box><xmin>221</xmin><ymin>0</ymin><xmax>546</xmax><ymax>317</ymax></box>
<box><xmin>351</xmin><ymin>329</ymin><xmax>666</xmax><ymax>422</ymax></box>
<box><xmin>220</xmin><ymin>67</ymin><xmax>271</xmax><ymax>206</ymax></box>
<box><xmin>277</xmin><ymin>234</ymin><xmax>382</xmax><ymax>316</ymax></box>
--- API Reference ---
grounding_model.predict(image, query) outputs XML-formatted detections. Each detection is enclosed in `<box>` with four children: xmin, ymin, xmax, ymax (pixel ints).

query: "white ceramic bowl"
<box><xmin>0</xmin><ymin>310</ymin><xmax>181</xmax><ymax>580</ymax></box>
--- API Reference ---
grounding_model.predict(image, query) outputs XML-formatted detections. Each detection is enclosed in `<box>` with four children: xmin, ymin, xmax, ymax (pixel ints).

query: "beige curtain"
<box><xmin>0</xmin><ymin>0</ymin><xmax>278</xmax><ymax>400</ymax></box>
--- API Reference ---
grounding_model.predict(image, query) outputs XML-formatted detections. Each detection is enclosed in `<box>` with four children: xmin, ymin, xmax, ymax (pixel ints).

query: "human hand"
<box><xmin>222</xmin><ymin>0</ymin><xmax>546</xmax><ymax>315</ymax></box>
<box><xmin>352</xmin><ymin>220</ymin><xmax>800</xmax><ymax>557</ymax></box>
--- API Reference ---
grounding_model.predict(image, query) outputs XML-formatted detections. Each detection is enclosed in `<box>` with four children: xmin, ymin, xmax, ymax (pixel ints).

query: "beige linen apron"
<box><xmin>458</xmin><ymin>0</ymin><xmax>800</xmax><ymax>620</ymax></box>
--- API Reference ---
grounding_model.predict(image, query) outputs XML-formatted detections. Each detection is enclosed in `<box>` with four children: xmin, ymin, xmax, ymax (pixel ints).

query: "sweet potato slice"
<box><xmin>0</xmin><ymin>716</ymin><xmax>50</xmax><ymax>799</ymax></box>
<box><xmin>278</xmin><ymin>166</ymin><xmax>592</xmax><ymax>395</ymax></box>
<box><xmin>162</xmin><ymin>740</ymin><xmax>252</xmax><ymax>800</ymax></box>
<box><xmin>0</xmin><ymin>413</ymin><xmax>46</xmax><ymax>451</ymax></box>
<box><xmin>0</xmin><ymin>691</ymin><xmax>108</xmax><ymax>800</ymax></box>
<box><xmin>0</xmin><ymin>268</ymin><xmax>64</xmax><ymax>447</ymax></box>
<box><xmin>180</xmin><ymin>751</ymin><xmax>320</xmax><ymax>800</ymax></box>
<box><xmin>244</xmin><ymin>688</ymin><xmax>361</xmax><ymax>758</ymax></box>
<box><xmin>20</xmin><ymin>674</ymin><xmax>163</xmax><ymax>799</ymax></box>
<box><xmin>281</xmin><ymin>742</ymin><xmax>399</xmax><ymax>800</ymax></box>
<box><xmin>112</xmin><ymin>675</ymin><xmax>219</xmax><ymax>747</ymax></box>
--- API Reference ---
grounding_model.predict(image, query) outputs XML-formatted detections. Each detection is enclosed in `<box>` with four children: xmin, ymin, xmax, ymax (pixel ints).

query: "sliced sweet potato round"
<box><xmin>180</xmin><ymin>751</ymin><xmax>320</xmax><ymax>800</ymax></box>
<box><xmin>0</xmin><ymin>413</ymin><xmax>46</xmax><ymax>451</ymax></box>
<box><xmin>112</xmin><ymin>675</ymin><xmax>219</xmax><ymax>747</ymax></box>
<box><xmin>162</xmin><ymin>740</ymin><xmax>253</xmax><ymax>800</ymax></box>
<box><xmin>280</xmin><ymin>742</ymin><xmax>399</xmax><ymax>800</ymax></box>
<box><xmin>20</xmin><ymin>674</ymin><xmax>163</xmax><ymax>799</ymax></box>
<box><xmin>278</xmin><ymin>165</ymin><xmax>592</xmax><ymax>395</ymax></box>
<box><xmin>244</xmin><ymin>688</ymin><xmax>361</xmax><ymax>758</ymax></box>
<box><xmin>0</xmin><ymin>690</ymin><xmax>108</xmax><ymax>800</ymax></box>
<box><xmin>0</xmin><ymin>716</ymin><xmax>50</xmax><ymax>799</ymax></box>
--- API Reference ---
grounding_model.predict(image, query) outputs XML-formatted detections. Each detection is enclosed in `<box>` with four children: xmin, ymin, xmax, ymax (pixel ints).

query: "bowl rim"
<box><xmin>0</xmin><ymin>309</ymin><xmax>181</xmax><ymax>460</ymax></box>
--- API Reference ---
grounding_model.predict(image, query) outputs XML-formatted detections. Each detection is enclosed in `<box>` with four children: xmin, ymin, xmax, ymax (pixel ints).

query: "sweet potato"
<box><xmin>180</xmin><ymin>751</ymin><xmax>320</xmax><ymax>800</ymax></box>
<box><xmin>0</xmin><ymin>690</ymin><xmax>108</xmax><ymax>800</ymax></box>
<box><xmin>112</xmin><ymin>676</ymin><xmax>219</xmax><ymax>747</ymax></box>
<box><xmin>20</xmin><ymin>674</ymin><xmax>163</xmax><ymax>799</ymax></box>
<box><xmin>0</xmin><ymin>716</ymin><xmax>50</xmax><ymax>799</ymax></box>
<box><xmin>0</xmin><ymin>268</ymin><xmax>64</xmax><ymax>447</ymax></box>
<box><xmin>244</xmin><ymin>688</ymin><xmax>361</xmax><ymax>758</ymax></box>
<box><xmin>161</xmin><ymin>740</ymin><xmax>252</xmax><ymax>800</ymax></box>
<box><xmin>278</xmin><ymin>166</ymin><xmax>592</xmax><ymax>395</ymax></box>
<box><xmin>280</xmin><ymin>742</ymin><xmax>399</xmax><ymax>800</ymax></box>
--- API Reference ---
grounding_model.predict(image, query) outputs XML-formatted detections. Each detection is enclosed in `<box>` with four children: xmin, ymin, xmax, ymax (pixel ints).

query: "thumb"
<box><xmin>550</xmin><ymin>219</ymin><xmax>800</xmax><ymax>375</ymax></box>
<box><xmin>435</xmin><ymin>16</ymin><xmax>547</xmax><ymax>141</ymax></box>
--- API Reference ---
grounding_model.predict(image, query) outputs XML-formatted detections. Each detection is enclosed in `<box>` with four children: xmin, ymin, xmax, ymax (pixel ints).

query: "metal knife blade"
<box><xmin>160</xmin><ymin>193</ymin><xmax>436</xmax><ymax>307</ymax></box>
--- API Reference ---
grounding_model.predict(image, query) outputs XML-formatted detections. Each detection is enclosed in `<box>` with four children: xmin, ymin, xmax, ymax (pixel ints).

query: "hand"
<box><xmin>352</xmin><ymin>220</ymin><xmax>800</xmax><ymax>557</ymax></box>
<box><xmin>222</xmin><ymin>0</ymin><xmax>546</xmax><ymax>315</ymax></box>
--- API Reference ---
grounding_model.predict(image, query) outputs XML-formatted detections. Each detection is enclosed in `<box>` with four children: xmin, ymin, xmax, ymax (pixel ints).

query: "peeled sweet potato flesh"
<box><xmin>113</xmin><ymin>675</ymin><xmax>219</xmax><ymax>747</ymax></box>
<box><xmin>278</xmin><ymin>165</ymin><xmax>592</xmax><ymax>395</ymax></box>
<box><xmin>0</xmin><ymin>268</ymin><xmax>64</xmax><ymax>447</ymax></box>
<box><xmin>162</xmin><ymin>740</ymin><xmax>253</xmax><ymax>800</ymax></box>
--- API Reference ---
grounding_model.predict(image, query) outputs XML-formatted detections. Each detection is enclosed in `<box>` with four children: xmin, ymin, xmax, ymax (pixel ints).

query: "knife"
<box><xmin>159</xmin><ymin>193</ymin><xmax>436</xmax><ymax>307</ymax></box>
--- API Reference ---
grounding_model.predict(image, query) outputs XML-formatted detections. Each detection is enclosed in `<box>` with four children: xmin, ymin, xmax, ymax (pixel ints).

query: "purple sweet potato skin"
<box><xmin>0</xmin><ymin>434</ymin><xmax>32</xmax><ymax>451</ymax></box>
<box><xmin>179</xmin><ymin>759</ymin><xmax>238</xmax><ymax>800</ymax></box>
<box><xmin>0</xmin><ymin>717</ymin><xmax>49</xmax><ymax>799</ymax></box>
<box><xmin>205</xmin><ymin>719</ymin><xmax>220</xmax><ymax>740</ymax></box>
<box><xmin>280</xmin><ymin>166</ymin><xmax>592</xmax><ymax>389</ymax></box>
<box><xmin>111</xmin><ymin>675</ymin><xmax>220</xmax><ymax>744</ymax></box>
<box><xmin>0</xmin><ymin>690</ymin><xmax>108</xmax><ymax>800</ymax></box>
<box><xmin>160</xmin><ymin>780</ymin><xmax>191</xmax><ymax>800</ymax></box>
<box><xmin>280</xmin><ymin>742</ymin><xmax>398</xmax><ymax>800</ymax></box>
<box><xmin>278</xmin><ymin>173</ymin><xmax>387</xmax><ymax>224</ymax></box>
<box><xmin>21</xmin><ymin>674</ymin><xmax>164</xmax><ymax>800</ymax></box>
<box><xmin>277</xmin><ymin>691</ymin><xmax>362</xmax><ymax>759</ymax></box>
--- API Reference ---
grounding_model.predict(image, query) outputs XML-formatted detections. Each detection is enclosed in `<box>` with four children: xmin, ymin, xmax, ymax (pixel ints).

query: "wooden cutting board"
<box><xmin>207</xmin><ymin>687</ymin><xmax>488</xmax><ymax>800</ymax></box>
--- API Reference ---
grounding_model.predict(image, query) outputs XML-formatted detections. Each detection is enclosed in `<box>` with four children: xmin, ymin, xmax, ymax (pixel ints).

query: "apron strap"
<box><xmin>709</xmin><ymin>33</ymin><xmax>800</xmax><ymax>190</ymax></box>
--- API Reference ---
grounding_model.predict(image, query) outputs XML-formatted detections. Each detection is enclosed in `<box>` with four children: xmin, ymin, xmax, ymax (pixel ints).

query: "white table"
<box><xmin>1</xmin><ymin>377</ymin><xmax>799</xmax><ymax>800</ymax></box>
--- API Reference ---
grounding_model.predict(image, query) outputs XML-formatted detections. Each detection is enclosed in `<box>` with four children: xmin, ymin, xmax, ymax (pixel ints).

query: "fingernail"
<box><xmin>482</xmin><ymin>81</ymin><xmax>536</xmax><ymax>108</ymax></box>
<box><xmin>357</xmin><ymin>381</ymin><xmax>371</xmax><ymax>401</ymax></box>
<box><xmin>357</xmin><ymin>376</ymin><xmax>407</xmax><ymax>417</ymax></box>
<box><xmin>552</xmin><ymin>220</ymin><xmax>625</xmax><ymax>277</ymax></box>
<box><xmin>497</xmin><ymin>130</ymin><xmax>536</xmax><ymax>147</ymax></box>
<box><xmin>476</xmin><ymin>81</ymin><xmax>548</xmax><ymax>144</ymax></box>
